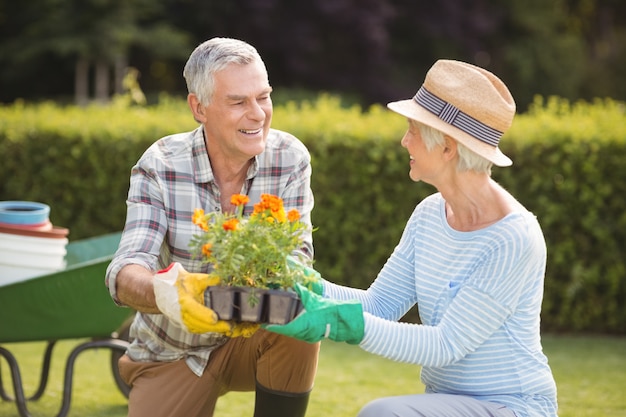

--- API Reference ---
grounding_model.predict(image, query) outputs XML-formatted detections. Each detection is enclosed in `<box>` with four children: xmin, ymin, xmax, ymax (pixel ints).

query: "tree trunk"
<box><xmin>114</xmin><ymin>55</ymin><xmax>128</xmax><ymax>96</ymax></box>
<box><xmin>74</xmin><ymin>58</ymin><xmax>89</xmax><ymax>107</ymax></box>
<box><xmin>94</xmin><ymin>60</ymin><xmax>110</xmax><ymax>103</ymax></box>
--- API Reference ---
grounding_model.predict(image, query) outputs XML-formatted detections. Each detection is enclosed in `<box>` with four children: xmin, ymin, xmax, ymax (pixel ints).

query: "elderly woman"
<box><xmin>268</xmin><ymin>60</ymin><xmax>558</xmax><ymax>417</ymax></box>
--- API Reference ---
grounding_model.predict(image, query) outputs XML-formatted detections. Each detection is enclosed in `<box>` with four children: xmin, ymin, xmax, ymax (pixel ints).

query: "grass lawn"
<box><xmin>0</xmin><ymin>334</ymin><xmax>624</xmax><ymax>416</ymax></box>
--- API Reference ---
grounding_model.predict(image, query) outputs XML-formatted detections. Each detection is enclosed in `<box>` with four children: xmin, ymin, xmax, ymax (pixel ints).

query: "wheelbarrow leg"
<box><xmin>0</xmin><ymin>339</ymin><xmax>129</xmax><ymax>417</ymax></box>
<box><xmin>30</xmin><ymin>340</ymin><xmax>57</xmax><ymax>401</ymax></box>
<box><xmin>0</xmin><ymin>354</ymin><xmax>10</xmax><ymax>401</ymax></box>
<box><xmin>58</xmin><ymin>339</ymin><xmax>129</xmax><ymax>417</ymax></box>
<box><xmin>0</xmin><ymin>345</ymin><xmax>33</xmax><ymax>417</ymax></box>
<box><xmin>0</xmin><ymin>341</ymin><xmax>57</xmax><ymax>402</ymax></box>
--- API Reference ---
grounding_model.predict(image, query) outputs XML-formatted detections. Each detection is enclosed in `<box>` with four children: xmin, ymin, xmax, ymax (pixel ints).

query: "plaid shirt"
<box><xmin>105</xmin><ymin>126</ymin><xmax>314</xmax><ymax>376</ymax></box>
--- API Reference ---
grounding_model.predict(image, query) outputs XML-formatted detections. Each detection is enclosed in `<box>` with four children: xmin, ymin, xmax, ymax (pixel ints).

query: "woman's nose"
<box><xmin>400</xmin><ymin>132</ymin><xmax>409</xmax><ymax>148</ymax></box>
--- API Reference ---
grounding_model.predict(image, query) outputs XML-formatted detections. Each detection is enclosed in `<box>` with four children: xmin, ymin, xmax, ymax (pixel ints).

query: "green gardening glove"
<box><xmin>265</xmin><ymin>283</ymin><xmax>364</xmax><ymax>345</ymax></box>
<box><xmin>286</xmin><ymin>256</ymin><xmax>324</xmax><ymax>295</ymax></box>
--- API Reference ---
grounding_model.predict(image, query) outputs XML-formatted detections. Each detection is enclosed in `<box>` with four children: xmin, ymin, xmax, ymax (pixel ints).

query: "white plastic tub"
<box><xmin>0</xmin><ymin>232</ymin><xmax>68</xmax><ymax>286</ymax></box>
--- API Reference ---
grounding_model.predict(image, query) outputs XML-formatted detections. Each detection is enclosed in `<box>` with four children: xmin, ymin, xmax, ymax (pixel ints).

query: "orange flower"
<box><xmin>268</xmin><ymin>196</ymin><xmax>282</xmax><ymax>212</ymax></box>
<box><xmin>287</xmin><ymin>209</ymin><xmax>301</xmax><ymax>222</ymax></box>
<box><xmin>222</xmin><ymin>218</ymin><xmax>239</xmax><ymax>231</ymax></box>
<box><xmin>201</xmin><ymin>243</ymin><xmax>213</xmax><ymax>257</ymax></box>
<box><xmin>189</xmin><ymin>193</ymin><xmax>311</xmax><ymax>291</ymax></box>
<box><xmin>192</xmin><ymin>208</ymin><xmax>209</xmax><ymax>231</ymax></box>
<box><xmin>254</xmin><ymin>194</ymin><xmax>281</xmax><ymax>212</ymax></box>
<box><xmin>253</xmin><ymin>196</ymin><xmax>268</xmax><ymax>214</ymax></box>
<box><xmin>253</xmin><ymin>194</ymin><xmax>288</xmax><ymax>222</ymax></box>
<box><xmin>230</xmin><ymin>194</ymin><xmax>250</xmax><ymax>207</ymax></box>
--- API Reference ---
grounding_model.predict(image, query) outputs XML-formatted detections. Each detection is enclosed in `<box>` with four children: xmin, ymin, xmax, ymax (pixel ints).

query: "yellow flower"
<box><xmin>192</xmin><ymin>208</ymin><xmax>209</xmax><ymax>231</ymax></box>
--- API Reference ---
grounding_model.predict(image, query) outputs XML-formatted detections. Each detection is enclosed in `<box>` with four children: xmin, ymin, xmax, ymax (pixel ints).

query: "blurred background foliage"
<box><xmin>0</xmin><ymin>0</ymin><xmax>625</xmax><ymax>110</ymax></box>
<box><xmin>1</xmin><ymin>96</ymin><xmax>624</xmax><ymax>333</ymax></box>
<box><xmin>0</xmin><ymin>0</ymin><xmax>625</xmax><ymax>334</ymax></box>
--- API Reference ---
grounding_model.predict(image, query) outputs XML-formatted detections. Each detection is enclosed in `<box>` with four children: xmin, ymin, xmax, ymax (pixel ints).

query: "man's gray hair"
<box><xmin>183</xmin><ymin>38</ymin><xmax>266</xmax><ymax>106</ymax></box>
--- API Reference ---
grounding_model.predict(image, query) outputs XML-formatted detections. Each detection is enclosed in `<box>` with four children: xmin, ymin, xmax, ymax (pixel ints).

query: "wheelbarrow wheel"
<box><xmin>110</xmin><ymin>318</ymin><xmax>133</xmax><ymax>398</ymax></box>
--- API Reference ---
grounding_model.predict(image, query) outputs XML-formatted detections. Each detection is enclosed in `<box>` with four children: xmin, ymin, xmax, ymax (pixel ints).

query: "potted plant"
<box><xmin>189</xmin><ymin>194</ymin><xmax>313</xmax><ymax>324</ymax></box>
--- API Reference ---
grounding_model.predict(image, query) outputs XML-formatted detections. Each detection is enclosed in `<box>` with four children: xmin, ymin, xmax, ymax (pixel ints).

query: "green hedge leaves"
<box><xmin>1</xmin><ymin>95</ymin><xmax>624</xmax><ymax>334</ymax></box>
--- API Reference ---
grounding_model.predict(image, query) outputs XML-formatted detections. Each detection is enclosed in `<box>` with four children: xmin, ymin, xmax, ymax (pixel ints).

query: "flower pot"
<box><xmin>204</xmin><ymin>286</ymin><xmax>302</xmax><ymax>324</ymax></box>
<box><xmin>204</xmin><ymin>286</ymin><xmax>237</xmax><ymax>321</ymax></box>
<box><xmin>264</xmin><ymin>289</ymin><xmax>303</xmax><ymax>325</ymax></box>
<box><xmin>237</xmin><ymin>287</ymin><xmax>265</xmax><ymax>322</ymax></box>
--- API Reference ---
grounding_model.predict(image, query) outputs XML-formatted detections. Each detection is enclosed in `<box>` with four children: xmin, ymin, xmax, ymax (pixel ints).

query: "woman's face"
<box><xmin>400</xmin><ymin>120</ymin><xmax>442</xmax><ymax>183</ymax></box>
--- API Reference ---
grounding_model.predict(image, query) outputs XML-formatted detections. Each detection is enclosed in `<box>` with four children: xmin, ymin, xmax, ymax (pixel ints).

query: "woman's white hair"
<box><xmin>417</xmin><ymin>123</ymin><xmax>493</xmax><ymax>174</ymax></box>
<box><xmin>183</xmin><ymin>37</ymin><xmax>266</xmax><ymax>106</ymax></box>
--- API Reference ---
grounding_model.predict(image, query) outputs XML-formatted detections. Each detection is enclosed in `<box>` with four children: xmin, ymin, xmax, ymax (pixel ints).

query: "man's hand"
<box><xmin>173</xmin><ymin>266</ymin><xmax>232</xmax><ymax>334</ymax></box>
<box><xmin>287</xmin><ymin>256</ymin><xmax>324</xmax><ymax>295</ymax></box>
<box><xmin>154</xmin><ymin>263</ymin><xmax>259</xmax><ymax>336</ymax></box>
<box><xmin>264</xmin><ymin>283</ymin><xmax>364</xmax><ymax>345</ymax></box>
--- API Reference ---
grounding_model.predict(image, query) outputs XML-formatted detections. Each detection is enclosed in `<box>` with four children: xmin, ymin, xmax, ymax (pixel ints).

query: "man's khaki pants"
<box><xmin>118</xmin><ymin>329</ymin><xmax>320</xmax><ymax>417</ymax></box>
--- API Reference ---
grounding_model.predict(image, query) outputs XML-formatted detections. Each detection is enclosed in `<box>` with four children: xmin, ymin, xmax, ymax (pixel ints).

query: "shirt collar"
<box><xmin>192</xmin><ymin>126</ymin><xmax>260</xmax><ymax>184</ymax></box>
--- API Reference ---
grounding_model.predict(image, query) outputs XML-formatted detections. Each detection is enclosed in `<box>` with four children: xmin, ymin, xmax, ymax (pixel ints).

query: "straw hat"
<box><xmin>387</xmin><ymin>59</ymin><xmax>516</xmax><ymax>167</ymax></box>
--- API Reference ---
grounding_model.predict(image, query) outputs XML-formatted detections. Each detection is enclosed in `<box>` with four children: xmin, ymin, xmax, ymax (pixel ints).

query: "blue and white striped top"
<box><xmin>323</xmin><ymin>193</ymin><xmax>558</xmax><ymax>417</ymax></box>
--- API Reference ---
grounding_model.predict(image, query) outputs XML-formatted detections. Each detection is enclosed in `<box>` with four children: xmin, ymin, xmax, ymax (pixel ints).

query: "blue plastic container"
<box><xmin>0</xmin><ymin>201</ymin><xmax>50</xmax><ymax>225</ymax></box>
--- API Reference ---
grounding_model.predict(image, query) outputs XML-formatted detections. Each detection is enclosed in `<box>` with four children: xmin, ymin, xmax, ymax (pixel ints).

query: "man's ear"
<box><xmin>442</xmin><ymin>135</ymin><xmax>458</xmax><ymax>161</ymax></box>
<box><xmin>187</xmin><ymin>94</ymin><xmax>206</xmax><ymax>124</ymax></box>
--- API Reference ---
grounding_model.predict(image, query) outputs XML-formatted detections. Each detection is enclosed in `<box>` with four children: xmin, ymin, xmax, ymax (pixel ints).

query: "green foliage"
<box><xmin>189</xmin><ymin>194</ymin><xmax>310</xmax><ymax>290</ymax></box>
<box><xmin>496</xmin><ymin>96</ymin><xmax>626</xmax><ymax>333</ymax></box>
<box><xmin>0</xmin><ymin>97</ymin><xmax>195</xmax><ymax>237</ymax></box>
<box><xmin>0</xmin><ymin>95</ymin><xmax>624</xmax><ymax>333</ymax></box>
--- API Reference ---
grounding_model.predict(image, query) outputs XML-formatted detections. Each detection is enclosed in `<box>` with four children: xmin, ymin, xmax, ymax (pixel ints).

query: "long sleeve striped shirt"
<box><xmin>105</xmin><ymin>126</ymin><xmax>314</xmax><ymax>376</ymax></box>
<box><xmin>323</xmin><ymin>193</ymin><xmax>558</xmax><ymax>417</ymax></box>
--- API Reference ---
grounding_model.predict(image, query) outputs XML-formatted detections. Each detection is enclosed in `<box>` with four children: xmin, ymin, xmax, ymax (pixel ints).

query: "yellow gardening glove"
<box><xmin>154</xmin><ymin>262</ymin><xmax>259</xmax><ymax>337</ymax></box>
<box><xmin>174</xmin><ymin>267</ymin><xmax>232</xmax><ymax>334</ymax></box>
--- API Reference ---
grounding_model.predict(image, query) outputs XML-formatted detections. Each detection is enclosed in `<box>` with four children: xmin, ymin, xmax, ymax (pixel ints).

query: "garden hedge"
<box><xmin>0</xmin><ymin>95</ymin><xmax>624</xmax><ymax>334</ymax></box>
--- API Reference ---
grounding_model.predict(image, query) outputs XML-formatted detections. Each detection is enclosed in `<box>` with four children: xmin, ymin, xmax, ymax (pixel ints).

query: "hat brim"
<box><xmin>387</xmin><ymin>99</ymin><xmax>512</xmax><ymax>167</ymax></box>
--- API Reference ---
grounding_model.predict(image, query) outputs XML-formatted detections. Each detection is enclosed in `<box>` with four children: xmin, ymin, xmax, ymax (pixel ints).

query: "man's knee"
<box><xmin>257</xmin><ymin>332</ymin><xmax>320</xmax><ymax>392</ymax></box>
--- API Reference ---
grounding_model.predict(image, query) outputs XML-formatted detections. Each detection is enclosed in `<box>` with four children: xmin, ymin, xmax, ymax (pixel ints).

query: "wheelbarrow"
<box><xmin>0</xmin><ymin>232</ymin><xmax>135</xmax><ymax>417</ymax></box>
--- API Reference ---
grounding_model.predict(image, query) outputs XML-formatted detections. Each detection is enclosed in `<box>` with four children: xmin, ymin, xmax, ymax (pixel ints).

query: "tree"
<box><xmin>1</xmin><ymin>0</ymin><xmax>624</xmax><ymax>107</ymax></box>
<box><xmin>0</xmin><ymin>0</ymin><xmax>190</xmax><ymax>104</ymax></box>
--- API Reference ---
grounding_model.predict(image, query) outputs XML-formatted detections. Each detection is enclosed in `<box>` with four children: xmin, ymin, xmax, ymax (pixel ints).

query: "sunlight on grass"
<box><xmin>1</xmin><ymin>335</ymin><xmax>624</xmax><ymax>416</ymax></box>
<box><xmin>543</xmin><ymin>334</ymin><xmax>626</xmax><ymax>417</ymax></box>
<box><xmin>215</xmin><ymin>341</ymin><xmax>424</xmax><ymax>417</ymax></box>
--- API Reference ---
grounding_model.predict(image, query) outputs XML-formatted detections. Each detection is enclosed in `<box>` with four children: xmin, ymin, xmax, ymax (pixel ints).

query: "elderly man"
<box><xmin>106</xmin><ymin>37</ymin><xmax>319</xmax><ymax>417</ymax></box>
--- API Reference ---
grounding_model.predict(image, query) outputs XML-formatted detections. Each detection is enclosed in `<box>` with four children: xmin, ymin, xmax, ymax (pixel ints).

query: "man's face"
<box><xmin>196</xmin><ymin>60</ymin><xmax>273</xmax><ymax>163</ymax></box>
